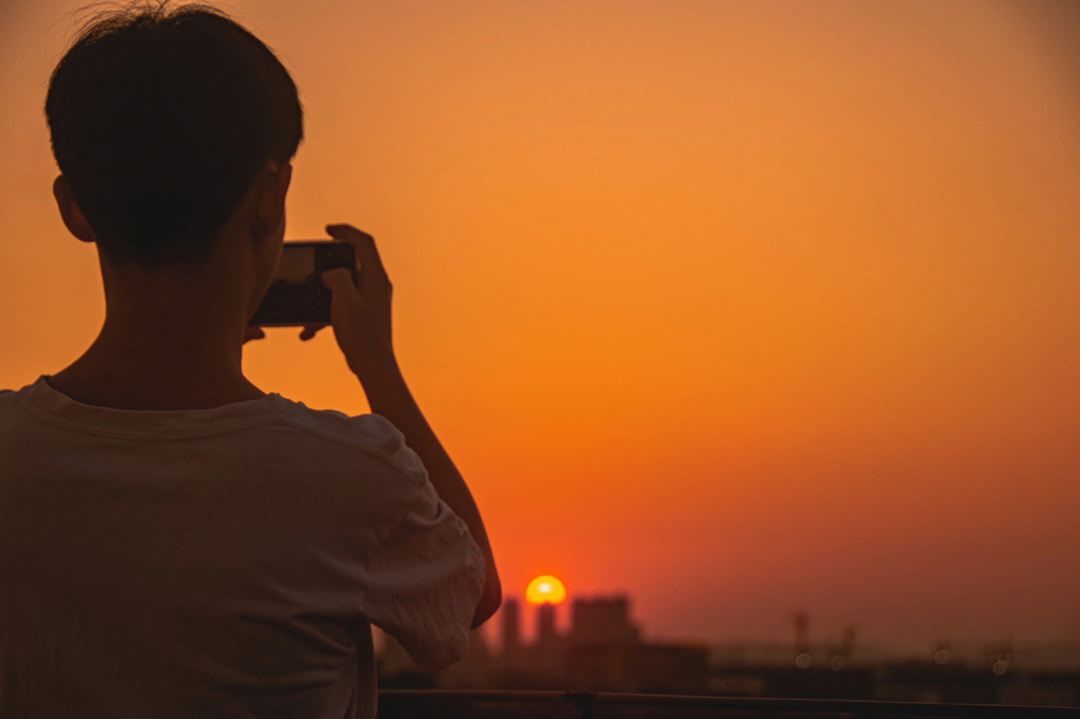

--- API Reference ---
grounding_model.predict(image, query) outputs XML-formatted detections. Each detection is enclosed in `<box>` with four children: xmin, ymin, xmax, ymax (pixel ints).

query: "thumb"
<box><xmin>320</xmin><ymin>267</ymin><xmax>354</xmax><ymax>292</ymax></box>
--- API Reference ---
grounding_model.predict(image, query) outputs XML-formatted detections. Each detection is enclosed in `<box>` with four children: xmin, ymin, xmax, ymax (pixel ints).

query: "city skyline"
<box><xmin>468</xmin><ymin>588</ymin><xmax>1080</xmax><ymax>659</ymax></box>
<box><xmin>378</xmin><ymin>590</ymin><xmax>1080</xmax><ymax>705</ymax></box>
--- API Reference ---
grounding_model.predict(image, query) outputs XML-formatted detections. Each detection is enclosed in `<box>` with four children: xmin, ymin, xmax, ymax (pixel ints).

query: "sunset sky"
<box><xmin>2</xmin><ymin>1</ymin><xmax>1078</xmax><ymax>652</ymax></box>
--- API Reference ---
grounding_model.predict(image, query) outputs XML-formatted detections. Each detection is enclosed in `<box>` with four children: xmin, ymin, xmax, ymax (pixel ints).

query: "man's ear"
<box><xmin>53</xmin><ymin>175</ymin><xmax>97</xmax><ymax>244</ymax></box>
<box><xmin>277</xmin><ymin>162</ymin><xmax>292</xmax><ymax>198</ymax></box>
<box><xmin>254</xmin><ymin>162</ymin><xmax>292</xmax><ymax>238</ymax></box>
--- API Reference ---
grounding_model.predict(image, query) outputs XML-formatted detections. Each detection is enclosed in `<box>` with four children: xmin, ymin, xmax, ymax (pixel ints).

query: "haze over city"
<box><xmin>2</xmin><ymin>0</ymin><xmax>1078</xmax><ymax>654</ymax></box>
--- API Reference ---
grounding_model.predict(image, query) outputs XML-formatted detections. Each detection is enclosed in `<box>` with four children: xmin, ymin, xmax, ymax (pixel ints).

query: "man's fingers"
<box><xmin>320</xmin><ymin>267</ymin><xmax>352</xmax><ymax>290</ymax></box>
<box><xmin>325</xmin><ymin>224</ymin><xmax>371</xmax><ymax>242</ymax></box>
<box><xmin>325</xmin><ymin>224</ymin><xmax>388</xmax><ymax>282</ymax></box>
<box><xmin>243</xmin><ymin>326</ymin><xmax>266</xmax><ymax>344</ymax></box>
<box><xmin>299</xmin><ymin>324</ymin><xmax>326</xmax><ymax>341</ymax></box>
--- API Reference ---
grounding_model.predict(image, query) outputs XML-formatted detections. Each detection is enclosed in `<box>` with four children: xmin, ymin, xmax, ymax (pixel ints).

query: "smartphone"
<box><xmin>248</xmin><ymin>241</ymin><xmax>356</xmax><ymax>326</ymax></box>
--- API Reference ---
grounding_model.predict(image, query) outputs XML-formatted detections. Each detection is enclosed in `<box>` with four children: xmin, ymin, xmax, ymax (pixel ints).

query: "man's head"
<box><xmin>45</xmin><ymin>1</ymin><xmax>303</xmax><ymax>273</ymax></box>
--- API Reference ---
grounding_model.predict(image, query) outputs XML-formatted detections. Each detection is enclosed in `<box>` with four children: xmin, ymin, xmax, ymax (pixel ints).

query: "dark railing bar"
<box><xmin>596</xmin><ymin>692</ymin><xmax>1076</xmax><ymax>716</ymax></box>
<box><xmin>378</xmin><ymin>689</ymin><xmax>1079</xmax><ymax>717</ymax></box>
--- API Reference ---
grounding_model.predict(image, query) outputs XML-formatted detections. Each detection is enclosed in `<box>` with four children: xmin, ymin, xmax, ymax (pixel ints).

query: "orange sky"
<box><xmin>2</xmin><ymin>1</ymin><xmax>1079</xmax><ymax>652</ymax></box>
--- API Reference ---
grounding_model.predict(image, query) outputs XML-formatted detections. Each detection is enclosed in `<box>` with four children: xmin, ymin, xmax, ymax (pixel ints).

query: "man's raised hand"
<box><xmin>314</xmin><ymin>224</ymin><xmax>396</xmax><ymax>378</ymax></box>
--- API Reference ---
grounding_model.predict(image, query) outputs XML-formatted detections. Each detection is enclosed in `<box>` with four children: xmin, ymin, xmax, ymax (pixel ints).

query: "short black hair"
<box><xmin>45</xmin><ymin>1</ymin><xmax>303</xmax><ymax>269</ymax></box>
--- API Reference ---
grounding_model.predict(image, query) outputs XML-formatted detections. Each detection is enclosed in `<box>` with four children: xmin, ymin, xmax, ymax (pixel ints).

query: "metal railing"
<box><xmin>377</xmin><ymin>690</ymin><xmax>1079</xmax><ymax>718</ymax></box>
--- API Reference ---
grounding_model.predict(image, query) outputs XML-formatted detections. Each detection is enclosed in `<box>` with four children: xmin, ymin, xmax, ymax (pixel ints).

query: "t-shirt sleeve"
<box><xmin>360</xmin><ymin>469</ymin><xmax>486</xmax><ymax>672</ymax></box>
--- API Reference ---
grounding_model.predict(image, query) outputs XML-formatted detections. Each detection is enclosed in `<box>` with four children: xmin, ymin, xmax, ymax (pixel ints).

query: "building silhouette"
<box><xmin>380</xmin><ymin>594</ymin><xmax>710</xmax><ymax>693</ymax></box>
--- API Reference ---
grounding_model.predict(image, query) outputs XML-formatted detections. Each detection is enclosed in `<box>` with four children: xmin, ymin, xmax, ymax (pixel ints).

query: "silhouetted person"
<box><xmin>0</xmin><ymin>4</ymin><xmax>499</xmax><ymax>717</ymax></box>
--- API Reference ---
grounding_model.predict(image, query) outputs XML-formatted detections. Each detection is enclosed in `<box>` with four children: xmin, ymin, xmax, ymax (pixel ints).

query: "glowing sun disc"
<box><xmin>526</xmin><ymin>575</ymin><xmax>566</xmax><ymax>605</ymax></box>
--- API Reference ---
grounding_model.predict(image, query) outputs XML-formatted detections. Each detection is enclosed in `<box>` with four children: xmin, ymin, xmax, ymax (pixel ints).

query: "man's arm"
<box><xmin>356</xmin><ymin>359</ymin><xmax>501</xmax><ymax>627</ymax></box>
<box><xmin>314</xmin><ymin>224</ymin><xmax>501</xmax><ymax>628</ymax></box>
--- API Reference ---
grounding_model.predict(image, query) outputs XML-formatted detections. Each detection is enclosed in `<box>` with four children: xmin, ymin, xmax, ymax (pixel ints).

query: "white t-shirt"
<box><xmin>0</xmin><ymin>376</ymin><xmax>485</xmax><ymax>719</ymax></box>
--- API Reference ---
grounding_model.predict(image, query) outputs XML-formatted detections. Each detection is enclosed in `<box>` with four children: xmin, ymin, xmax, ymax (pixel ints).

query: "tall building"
<box><xmin>536</xmin><ymin>603</ymin><xmax>557</xmax><ymax>646</ymax></box>
<box><xmin>500</xmin><ymin>596</ymin><xmax>521</xmax><ymax>653</ymax></box>
<box><xmin>563</xmin><ymin>595</ymin><xmax>707</xmax><ymax>693</ymax></box>
<box><xmin>570</xmin><ymin>596</ymin><xmax>640</xmax><ymax>645</ymax></box>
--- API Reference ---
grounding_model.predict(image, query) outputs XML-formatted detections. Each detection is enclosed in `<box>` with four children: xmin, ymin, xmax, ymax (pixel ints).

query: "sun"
<box><xmin>525</xmin><ymin>575</ymin><xmax>566</xmax><ymax>605</ymax></box>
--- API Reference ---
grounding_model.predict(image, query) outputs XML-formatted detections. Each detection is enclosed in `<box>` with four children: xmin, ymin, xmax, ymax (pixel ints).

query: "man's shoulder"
<box><xmin>0</xmin><ymin>378</ymin><xmax>426</xmax><ymax>489</ymax></box>
<box><xmin>277</xmin><ymin>401</ymin><xmax>404</xmax><ymax>457</ymax></box>
<box><xmin>0</xmin><ymin>383</ymin><xmax>34</xmax><ymax>423</ymax></box>
<box><xmin>269</xmin><ymin>397</ymin><xmax>428</xmax><ymax>485</ymax></box>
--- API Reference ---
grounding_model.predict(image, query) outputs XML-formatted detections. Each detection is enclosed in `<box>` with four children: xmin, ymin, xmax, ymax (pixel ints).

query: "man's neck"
<box><xmin>50</xmin><ymin>317</ymin><xmax>265</xmax><ymax>411</ymax></box>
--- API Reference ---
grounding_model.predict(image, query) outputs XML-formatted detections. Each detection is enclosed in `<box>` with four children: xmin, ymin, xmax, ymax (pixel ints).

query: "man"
<box><xmin>0</xmin><ymin>4</ymin><xmax>500</xmax><ymax>717</ymax></box>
